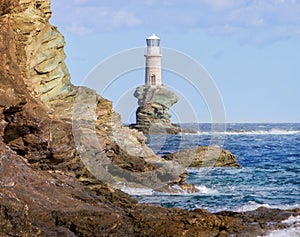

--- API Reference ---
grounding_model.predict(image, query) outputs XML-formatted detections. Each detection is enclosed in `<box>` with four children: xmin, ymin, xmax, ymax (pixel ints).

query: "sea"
<box><xmin>122</xmin><ymin>123</ymin><xmax>300</xmax><ymax>237</ymax></box>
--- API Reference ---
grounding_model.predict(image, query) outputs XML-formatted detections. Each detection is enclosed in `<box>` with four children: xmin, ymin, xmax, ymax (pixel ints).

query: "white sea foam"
<box><xmin>260</xmin><ymin>227</ymin><xmax>300</xmax><ymax>237</ymax></box>
<box><xmin>120</xmin><ymin>187</ymin><xmax>154</xmax><ymax>196</ymax></box>
<box><xmin>235</xmin><ymin>202</ymin><xmax>271</xmax><ymax>212</ymax></box>
<box><xmin>121</xmin><ymin>185</ymin><xmax>217</xmax><ymax>196</ymax></box>
<box><xmin>282</xmin><ymin>215</ymin><xmax>300</xmax><ymax>225</ymax></box>
<box><xmin>154</xmin><ymin>185</ymin><xmax>199</xmax><ymax>196</ymax></box>
<box><xmin>258</xmin><ymin>215</ymin><xmax>300</xmax><ymax>237</ymax></box>
<box><xmin>235</xmin><ymin>201</ymin><xmax>300</xmax><ymax>213</ymax></box>
<box><xmin>195</xmin><ymin>129</ymin><xmax>300</xmax><ymax>136</ymax></box>
<box><xmin>171</xmin><ymin>184</ymin><xmax>193</xmax><ymax>194</ymax></box>
<box><xmin>195</xmin><ymin>185</ymin><xmax>219</xmax><ymax>195</ymax></box>
<box><xmin>151</xmin><ymin>185</ymin><xmax>218</xmax><ymax>196</ymax></box>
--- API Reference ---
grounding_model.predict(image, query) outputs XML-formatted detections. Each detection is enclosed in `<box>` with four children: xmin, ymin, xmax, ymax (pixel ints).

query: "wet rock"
<box><xmin>163</xmin><ymin>146</ymin><xmax>241</xmax><ymax>168</ymax></box>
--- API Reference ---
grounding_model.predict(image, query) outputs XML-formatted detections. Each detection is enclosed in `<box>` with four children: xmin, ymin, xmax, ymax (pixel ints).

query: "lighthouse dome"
<box><xmin>147</xmin><ymin>33</ymin><xmax>160</xmax><ymax>40</ymax></box>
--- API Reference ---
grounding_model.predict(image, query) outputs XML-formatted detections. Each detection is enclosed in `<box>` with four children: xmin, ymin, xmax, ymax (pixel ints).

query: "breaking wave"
<box><xmin>259</xmin><ymin>215</ymin><xmax>300</xmax><ymax>237</ymax></box>
<box><xmin>234</xmin><ymin>201</ymin><xmax>300</xmax><ymax>213</ymax></box>
<box><xmin>196</xmin><ymin>129</ymin><xmax>300</xmax><ymax>136</ymax></box>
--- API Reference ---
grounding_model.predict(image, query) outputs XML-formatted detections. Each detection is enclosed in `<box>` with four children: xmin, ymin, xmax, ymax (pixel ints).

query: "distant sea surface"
<box><xmin>123</xmin><ymin>123</ymin><xmax>300</xmax><ymax>236</ymax></box>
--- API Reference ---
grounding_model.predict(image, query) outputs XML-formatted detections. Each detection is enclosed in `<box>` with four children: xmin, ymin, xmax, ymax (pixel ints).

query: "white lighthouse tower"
<box><xmin>145</xmin><ymin>33</ymin><xmax>162</xmax><ymax>86</ymax></box>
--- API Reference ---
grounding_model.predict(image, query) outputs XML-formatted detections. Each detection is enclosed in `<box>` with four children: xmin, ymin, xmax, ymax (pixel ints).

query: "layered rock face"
<box><xmin>2</xmin><ymin>0</ymin><xmax>172</xmax><ymax>188</ymax></box>
<box><xmin>0</xmin><ymin>1</ymin><xmax>299</xmax><ymax>236</ymax></box>
<box><xmin>132</xmin><ymin>85</ymin><xmax>182</xmax><ymax>134</ymax></box>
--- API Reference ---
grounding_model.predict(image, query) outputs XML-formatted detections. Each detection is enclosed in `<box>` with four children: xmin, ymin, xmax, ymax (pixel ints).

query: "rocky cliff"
<box><xmin>0</xmin><ymin>1</ymin><xmax>299</xmax><ymax>236</ymax></box>
<box><xmin>1</xmin><ymin>0</ymin><xmax>187</xmax><ymax>190</ymax></box>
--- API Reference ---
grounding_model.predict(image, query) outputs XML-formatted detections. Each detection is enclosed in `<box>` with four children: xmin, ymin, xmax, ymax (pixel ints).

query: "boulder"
<box><xmin>134</xmin><ymin>84</ymin><xmax>178</xmax><ymax>107</ymax></box>
<box><xmin>163</xmin><ymin>146</ymin><xmax>241</xmax><ymax>168</ymax></box>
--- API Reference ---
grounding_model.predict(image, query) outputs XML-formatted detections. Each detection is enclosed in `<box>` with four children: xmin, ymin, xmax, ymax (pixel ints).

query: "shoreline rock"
<box><xmin>162</xmin><ymin>146</ymin><xmax>241</xmax><ymax>168</ymax></box>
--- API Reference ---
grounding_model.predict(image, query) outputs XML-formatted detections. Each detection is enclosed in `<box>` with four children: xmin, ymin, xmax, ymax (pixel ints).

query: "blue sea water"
<box><xmin>132</xmin><ymin>123</ymin><xmax>300</xmax><ymax>217</ymax></box>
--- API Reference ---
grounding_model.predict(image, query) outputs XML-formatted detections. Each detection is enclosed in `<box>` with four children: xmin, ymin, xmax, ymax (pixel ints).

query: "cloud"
<box><xmin>65</xmin><ymin>23</ymin><xmax>93</xmax><ymax>36</ymax></box>
<box><xmin>51</xmin><ymin>2</ymin><xmax>141</xmax><ymax>33</ymax></box>
<box><xmin>192</xmin><ymin>0</ymin><xmax>300</xmax><ymax>43</ymax></box>
<box><xmin>111</xmin><ymin>10</ymin><xmax>141</xmax><ymax>28</ymax></box>
<box><xmin>50</xmin><ymin>0</ymin><xmax>300</xmax><ymax>43</ymax></box>
<box><xmin>202</xmin><ymin>0</ymin><xmax>241</xmax><ymax>11</ymax></box>
<box><xmin>73</xmin><ymin>0</ymin><xmax>90</xmax><ymax>4</ymax></box>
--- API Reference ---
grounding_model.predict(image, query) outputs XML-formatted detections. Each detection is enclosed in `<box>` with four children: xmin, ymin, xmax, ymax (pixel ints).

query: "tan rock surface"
<box><xmin>3</xmin><ymin>0</ymin><xmax>183</xmax><ymax>189</ymax></box>
<box><xmin>163</xmin><ymin>146</ymin><xmax>241</xmax><ymax>168</ymax></box>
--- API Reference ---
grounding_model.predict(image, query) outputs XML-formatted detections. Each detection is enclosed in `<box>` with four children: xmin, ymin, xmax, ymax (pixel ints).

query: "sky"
<box><xmin>50</xmin><ymin>0</ymin><xmax>300</xmax><ymax>123</ymax></box>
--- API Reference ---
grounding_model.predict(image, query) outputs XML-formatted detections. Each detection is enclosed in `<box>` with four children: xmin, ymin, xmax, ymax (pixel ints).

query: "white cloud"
<box><xmin>65</xmin><ymin>23</ymin><xmax>93</xmax><ymax>35</ymax></box>
<box><xmin>50</xmin><ymin>0</ymin><xmax>300</xmax><ymax>43</ymax></box>
<box><xmin>111</xmin><ymin>10</ymin><xmax>141</xmax><ymax>28</ymax></box>
<box><xmin>73</xmin><ymin>0</ymin><xmax>89</xmax><ymax>4</ymax></box>
<box><xmin>203</xmin><ymin>0</ymin><xmax>240</xmax><ymax>11</ymax></box>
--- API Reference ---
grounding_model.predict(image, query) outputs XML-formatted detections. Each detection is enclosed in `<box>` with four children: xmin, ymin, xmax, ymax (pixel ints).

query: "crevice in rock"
<box><xmin>0</xmin><ymin>0</ymin><xmax>17</xmax><ymax>16</ymax></box>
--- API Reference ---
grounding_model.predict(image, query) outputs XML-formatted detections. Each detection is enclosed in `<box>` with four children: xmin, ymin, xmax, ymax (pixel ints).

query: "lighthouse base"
<box><xmin>130</xmin><ymin>85</ymin><xmax>192</xmax><ymax>134</ymax></box>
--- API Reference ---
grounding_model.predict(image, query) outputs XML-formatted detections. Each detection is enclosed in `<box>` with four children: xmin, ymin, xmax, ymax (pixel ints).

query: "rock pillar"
<box><xmin>131</xmin><ymin>85</ymin><xmax>181</xmax><ymax>134</ymax></box>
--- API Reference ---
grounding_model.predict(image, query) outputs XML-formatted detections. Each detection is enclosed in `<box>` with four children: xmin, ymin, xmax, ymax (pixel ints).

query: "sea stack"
<box><xmin>131</xmin><ymin>34</ymin><xmax>181</xmax><ymax>134</ymax></box>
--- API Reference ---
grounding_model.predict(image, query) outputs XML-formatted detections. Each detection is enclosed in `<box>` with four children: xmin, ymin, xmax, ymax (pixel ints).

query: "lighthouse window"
<box><xmin>150</xmin><ymin>75</ymin><xmax>156</xmax><ymax>85</ymax></box>
<box><xmin>147</xmin><ymin>39</ymin><xmax>160</xmax><ymax>47</ymax></box>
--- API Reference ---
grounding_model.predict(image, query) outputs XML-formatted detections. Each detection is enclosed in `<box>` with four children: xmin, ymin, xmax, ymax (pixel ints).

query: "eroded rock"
<box><xmin>4</xmin><ymin>0</ymin><xmax>186</xmax><ymax>191</ymax></box>
<box><xmin>131</xmin><ymin>85</ymin><xmax>183</xmax><ymax>134</ymax></box>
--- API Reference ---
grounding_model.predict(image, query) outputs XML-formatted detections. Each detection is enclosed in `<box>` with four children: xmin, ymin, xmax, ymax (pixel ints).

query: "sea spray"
<box><xmin>258</xmin><ymin>215</ymin><xmax>300</xmax><ymax>237</ymax></box>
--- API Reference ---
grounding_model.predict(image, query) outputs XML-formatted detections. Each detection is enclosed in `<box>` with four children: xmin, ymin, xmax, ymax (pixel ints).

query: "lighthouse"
<box><xmin>132</xmin><ymin>34</ymin><xmax>180</xmax><ymax>134</ymax></box>
<box><xmin>145</xmin><ymin>33</ymin><xmax>162</xmax><ymax>86</ymax></box>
